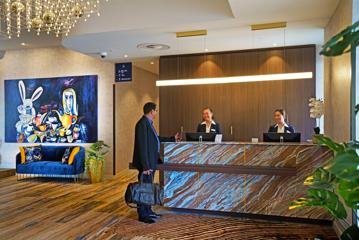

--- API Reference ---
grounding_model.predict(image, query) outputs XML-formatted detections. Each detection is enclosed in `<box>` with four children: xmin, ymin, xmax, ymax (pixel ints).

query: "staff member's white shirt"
<box><xmin>201</xmin><ymin>120</ymin><xmax>216</xmax><ymax>133</ymax></box>
<box><xmin>276</xmin><ymin>123</ymin><xmax>289</xmax><ymax>133</ymax></box>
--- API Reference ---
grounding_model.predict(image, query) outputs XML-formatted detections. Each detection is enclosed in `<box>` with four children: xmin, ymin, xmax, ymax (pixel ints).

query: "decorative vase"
<box><xmin>87</xmin><ymin>158</ymin><xmax>103</xmax><ymax>183</ymax></box>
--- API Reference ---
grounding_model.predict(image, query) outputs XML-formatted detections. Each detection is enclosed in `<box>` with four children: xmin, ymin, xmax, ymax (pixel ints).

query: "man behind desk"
<box><xmin>132</xmin><ymin>102</ymin><xmax>180</xmax><ymax>224</ymax></box>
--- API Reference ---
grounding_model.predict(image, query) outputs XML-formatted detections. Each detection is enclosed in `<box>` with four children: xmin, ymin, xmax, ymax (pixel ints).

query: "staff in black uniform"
<box><xmin>196</xmin><ymin>107</ymin><xmax>221</xmax><ymax>134</ymax></box>
<box><xmin>268</xmin><ymin>109</ymin><xmax>295</xmax><ymax>133</ymax></box>
<box><xmin>132</xmin><ymin>102</ymin><xmax>180</xmax><ymax>224</ymax></box>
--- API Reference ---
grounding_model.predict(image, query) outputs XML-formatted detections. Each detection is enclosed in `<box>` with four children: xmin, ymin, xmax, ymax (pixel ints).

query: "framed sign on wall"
<box><xmin>115</xmin><ymin>62</ymin><xmax>132</xmax><ymax>82</ymax></box>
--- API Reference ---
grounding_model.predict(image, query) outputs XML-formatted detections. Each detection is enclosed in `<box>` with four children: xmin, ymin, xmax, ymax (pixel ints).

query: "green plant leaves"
<box><xmin>315</xmin><ymin>135</ymin><xmax>345</xmax><ymax>152</ymax></box>
<box><xmin>304</xmin><ymin>167</ymin><xmax>336</xmax><ymax>190</ymax></box>
<box><xmin>320</xmin><ymin>20</ymin><xmax>359</xmax><ymax>57</ymax></box>
<box><xmin>292</xmin><ymin>135</ymin><xmax>359</xmax><ymax>220</ymax></box>
<box><xmin>85</xmin><ymin>140</ymin><xmax>110</xmax><ymax>175</ymax></box>
<box><xmin>291</xmin><ymin>19</ymin><xmax>359</xmax><ymax>231</ymax></box>
<box><xmin>329</xmin><ymin>151</ymin><xmax>359</xmax><ymax>181</ymax></box>
<box><xmin>338</xmin><ymin>179</ymin><xmax>359</xmax><ymax>209</ymax></box>
<box><xmin>290</xmin><ymin>188</ymin><xmax>347</xmax><ymax>219</ymax></box>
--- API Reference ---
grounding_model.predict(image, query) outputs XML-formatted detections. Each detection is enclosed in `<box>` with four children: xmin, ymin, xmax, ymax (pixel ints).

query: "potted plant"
<box><xmin>85</xmin><ymin>140</ymin><xmax>109</xmax><ymax>183</ymax></box>
<box><xmin>290</xmin><ymin>20</ymin><xmax>359</xmax><ymax>239</ymax></box>
<box><xmin>308</xmin><ymin>97</ymin><xmax>324</xmax><ymax>143</ymax></box>
<box><xmin>289</xmin><ymin>136</ymin><xmax>359</xmax><ymax>239</ymax></box>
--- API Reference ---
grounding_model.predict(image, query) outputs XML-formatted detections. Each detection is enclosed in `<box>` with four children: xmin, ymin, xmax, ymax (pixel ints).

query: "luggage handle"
<box><xmin>140</xmin><ymin>171</ymin><xmax>155</xmax><ymax>183</ymax></box>
<box><xmin>140</xmin><ymin>172</ymin><xmax>156</xmax><ymax>194</ymax></box>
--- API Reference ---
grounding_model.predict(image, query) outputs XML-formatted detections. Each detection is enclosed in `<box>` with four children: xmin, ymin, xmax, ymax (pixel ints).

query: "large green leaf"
<box><xmin>320</xmin><ymin>20</ymin><xmax>359</xmax><ymax>57</ymax></box>
<box><xmin>338</xmin><ymin>179</ymin><xmax>359</xmax><ymax>209</ymax></box>
<box><xmin>290</xmin><ymin>188</ymin><xmax>347</xmax><ymax>219</ymax></box>
<box><xmin>329</xmin><ymin>151</ymin><xmax>359</xmax><ymax>181</ymax></box>
<box><xmin>345</xmin><ymin>140</ymin><xmax>359</xmax><ymax>150</ymax></box>
<box><xmin>315</xmin><ymin>135</ymin><xmax>345</xmax><ymax>152</ymax></box>
<box><xmin>304</xmin><ymin>167</ymin><xmax>336</xmax><ymax>190</ymax></box>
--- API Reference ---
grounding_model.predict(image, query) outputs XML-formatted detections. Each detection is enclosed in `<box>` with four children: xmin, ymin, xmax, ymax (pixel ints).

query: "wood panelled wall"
<box><xmin>159</xmin><ymin>45</ymin><xmax>316</xmax><ymax>141</ymax></box>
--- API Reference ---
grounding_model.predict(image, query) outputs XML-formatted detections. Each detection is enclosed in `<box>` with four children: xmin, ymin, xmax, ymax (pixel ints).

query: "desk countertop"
<box><xmin>162</xmin><ymin>141</ymin><xmax>316</xmax><ymax>146</ymax></box>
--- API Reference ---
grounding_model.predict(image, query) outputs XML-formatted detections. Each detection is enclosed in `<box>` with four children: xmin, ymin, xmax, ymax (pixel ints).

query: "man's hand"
<box><xmin>143</xmin><ymin>169</ymin><xmax>153</xmax><ymax>175</ymax></box>
<box><xmin>175</xmin><ymin>132</ymin><xmax>182</xmax><ymax>142</ymax></box>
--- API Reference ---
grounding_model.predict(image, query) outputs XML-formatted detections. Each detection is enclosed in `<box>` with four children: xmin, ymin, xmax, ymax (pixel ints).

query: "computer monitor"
<box><xmin>185</xmin><ymin>132</ymin><xmax>217</xmax><ymax>142</ymax></box>
<box><xmin>263</xmin><ymin>132</ymin><xmax>301</xmax><ymax>143</ymax></box>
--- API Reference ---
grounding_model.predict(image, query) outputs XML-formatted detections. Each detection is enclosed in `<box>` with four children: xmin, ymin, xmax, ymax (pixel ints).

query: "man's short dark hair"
<box><xmin>143</xmin><ymin>102</ymin><xmax>157</xmax><ymax>114</ymax></box>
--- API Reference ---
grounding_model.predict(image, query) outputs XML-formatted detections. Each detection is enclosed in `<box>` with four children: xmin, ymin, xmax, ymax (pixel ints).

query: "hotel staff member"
<box><xmin>268</xmin><ymin>109</ymin><xmax>295</xmax><ymax>133</ymax></box>
<box><xmin>197</xmin><ymin>107</ymin><xmax>222</xmax><ymax>134</ymax></box>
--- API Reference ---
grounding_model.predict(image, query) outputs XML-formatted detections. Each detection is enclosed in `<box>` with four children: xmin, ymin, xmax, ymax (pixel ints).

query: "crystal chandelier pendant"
<box><xmin>0</xmin><ymin>0</ymin><xmax>108</xmax><ymax>38</ymax></box>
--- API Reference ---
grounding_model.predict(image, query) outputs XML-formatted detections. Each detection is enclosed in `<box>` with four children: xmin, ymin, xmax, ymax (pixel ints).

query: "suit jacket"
<box><xmin>197</xmin><ymin>121</ymin><xmax>222</xmax><ymax>134</ymax></box>
<box><xmin>268</xmin><ymin>124</ymin><xmax>295</xmax><ymax>133</ymax></box>
<box><xmin>132</xmin><ymin>116</ymin><xmax>174</xmax><ymax>171</ymax></box>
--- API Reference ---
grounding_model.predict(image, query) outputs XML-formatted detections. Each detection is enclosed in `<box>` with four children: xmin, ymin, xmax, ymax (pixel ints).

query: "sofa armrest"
<box><xmin>16</xmin><ymin>152</ymin><xmax>22</xmax><ymax>165</ymax></box>
<box><xmin>72</xmin><ymin>147</ymin><xmax>85</xmax><ymax>174</ymax></box>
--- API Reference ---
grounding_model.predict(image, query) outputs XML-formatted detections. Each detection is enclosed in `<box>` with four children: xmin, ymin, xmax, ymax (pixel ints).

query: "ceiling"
<box><xmin>0</xmin><ymin>0</ymin><xmax>339</xmax><ymax>63</ymax></box>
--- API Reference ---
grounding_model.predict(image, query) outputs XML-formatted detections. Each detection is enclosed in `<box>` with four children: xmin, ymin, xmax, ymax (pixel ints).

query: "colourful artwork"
<box><xmin>5</xmin><ymin>75</ymin><xmax>98</xmax><ymax>143</ymax></box>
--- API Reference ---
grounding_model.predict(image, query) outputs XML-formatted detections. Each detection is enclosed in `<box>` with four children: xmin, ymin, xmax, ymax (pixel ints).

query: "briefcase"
<box><xmin>125</xmin><ymin>174</ymin><xmax>164</xmax><ymax>207</ymax></box>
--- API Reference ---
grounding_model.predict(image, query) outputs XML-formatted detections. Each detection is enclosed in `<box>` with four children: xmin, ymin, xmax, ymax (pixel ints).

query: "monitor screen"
<box><xmin>185</xmin><ymin>132</ymin><xmax>217</xmax><ymax>142</ymax></box>
<box><xmin>263</xmin><ymin>132</ymin><xmax>301</xmax><ymax>142</ymax></box>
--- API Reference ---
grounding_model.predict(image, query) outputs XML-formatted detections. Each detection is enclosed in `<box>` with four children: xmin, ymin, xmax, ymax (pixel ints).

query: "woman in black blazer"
<box><xmin>197</xmin><ymin>107</ymin><xmax>222</xmax><ymax>134</ymax></box>
<box><xmin>268</xmin><ymin>109</ymin><xmax>295</xmax><ymax>133</ymax></box>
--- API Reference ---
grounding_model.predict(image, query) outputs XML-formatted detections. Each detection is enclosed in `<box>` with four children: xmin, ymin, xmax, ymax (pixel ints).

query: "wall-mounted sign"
<box><xmin>115</xmin><ymin>62</ymin><xmax>132</xmax><ymax>82</ymax></box>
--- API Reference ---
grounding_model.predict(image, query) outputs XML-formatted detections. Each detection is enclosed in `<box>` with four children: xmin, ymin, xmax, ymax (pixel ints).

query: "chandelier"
<box><xmin>0</xmin><ymin>0</ymin><xmax>108</xmax><ymax>38</ymax></box>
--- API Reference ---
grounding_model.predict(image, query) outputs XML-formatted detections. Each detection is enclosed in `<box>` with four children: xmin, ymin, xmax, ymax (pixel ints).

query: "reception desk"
<box><xmin>158</xmin><ymin>142</ymin><xmax>333</xmax><ymax>220</ymax></box>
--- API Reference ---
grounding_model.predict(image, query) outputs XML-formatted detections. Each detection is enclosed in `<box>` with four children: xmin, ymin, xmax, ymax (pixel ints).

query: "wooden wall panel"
<box><xmin>159</xmin><ymin>45</ymin><xmax>316</xmax><ymax>142</ymax></box>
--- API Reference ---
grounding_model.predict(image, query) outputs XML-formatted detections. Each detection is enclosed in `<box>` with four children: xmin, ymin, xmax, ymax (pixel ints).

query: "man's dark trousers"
<box><xmin>137</xmin><ymin>171</ymin><xmax>154</xmax><ymax>219</ymax></box>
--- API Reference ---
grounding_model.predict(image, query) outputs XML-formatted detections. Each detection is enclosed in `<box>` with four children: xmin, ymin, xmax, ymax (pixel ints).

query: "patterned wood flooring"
<box><xmin>0</xmin><ymin>170</ymin><xmax>338</xmax><ymax>240</ymax></box>
<box><xmin>0</xmin><ymin>168</ymin><xmax>15</xmax><ymax>179</ymax></box>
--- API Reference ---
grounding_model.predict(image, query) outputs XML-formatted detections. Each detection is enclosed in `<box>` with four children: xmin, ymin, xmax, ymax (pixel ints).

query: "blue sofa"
<box><xmin>16</xmin><ymin>146</ymin><xmax>85</xmax><ymax>181</ymax></box>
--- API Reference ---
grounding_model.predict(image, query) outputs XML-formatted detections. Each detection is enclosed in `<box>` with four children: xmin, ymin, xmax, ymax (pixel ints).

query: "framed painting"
<box><xmin>4</xmin><ymin>75</ymin><xmax>98</xmax><ymax>143</ymax></box>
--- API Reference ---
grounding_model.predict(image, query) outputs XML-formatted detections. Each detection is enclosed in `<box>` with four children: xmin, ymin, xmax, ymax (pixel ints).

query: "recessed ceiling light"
<box><xmin>124</xmin><ymin>54</ymin><xmax>128</xmax><ymax>58</ymax></box>
<box><xmin>137</xmin><ymin>43</ymin><xmax>170</xmax><ymax>51</ymax></box>
<box><xmin>21</xmin><ymin>42</ymin><xmax>26</xmax><ymax>46</ymax></box>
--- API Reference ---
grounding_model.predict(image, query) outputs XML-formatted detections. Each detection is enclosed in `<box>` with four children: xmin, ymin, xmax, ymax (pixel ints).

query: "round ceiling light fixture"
<box><xmin>137</xmin><ymin>43</ymin><xmax>170</xmax><ymax>51</ymax></box>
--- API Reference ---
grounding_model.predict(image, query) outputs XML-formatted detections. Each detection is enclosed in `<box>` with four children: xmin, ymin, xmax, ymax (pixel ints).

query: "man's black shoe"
<box><xmin>139</xmin><ymin>216</ymin><xmax>156</xmax><ymax>224</ymax></box>
<box><xmin>149</xmin><ymin>212</ymin><xmax>162</xmax><ymax>218</ymax></box>
<box><xmin>150</xmin><ymin>211</ymin><xmax>162</xmax><ymax>217</ymax></box>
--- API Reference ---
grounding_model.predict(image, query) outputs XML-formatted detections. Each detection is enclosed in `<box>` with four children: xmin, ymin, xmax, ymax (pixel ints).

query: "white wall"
<box><xmin>316</xmin><ymin>44</ymin><xmax>325</xmax><ymax>132</ymax></box>
<box><xmin>0</xmin><ymin>47</ymin><xmax>115</xmax><ymax>175</ymax></box>
<box><xmin>115</xmin><ymin>65</ymin><xmax>159</xmax><ymax>172</ymax></box>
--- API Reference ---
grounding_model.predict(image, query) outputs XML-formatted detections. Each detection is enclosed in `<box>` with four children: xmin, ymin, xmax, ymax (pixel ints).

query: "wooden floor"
<box><xmin>0</xmin><ymin>170</ymin><xmax>338</xmax><ymax>240</ymax></box>
<box><xmin>0</xmin><ymin>168</ymin><xmax>15</xmax><ymax>179</ymax></box>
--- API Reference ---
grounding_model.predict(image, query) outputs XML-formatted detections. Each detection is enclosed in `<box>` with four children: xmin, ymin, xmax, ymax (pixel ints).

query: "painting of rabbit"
<box><xmin>5</xmin><ymin>75</ymin><xmax>98</xmax><ymax>143</ymax></box>
<box><xmin>15</xmin><ymin>81</ymin><xmax>44</xmax><ymax>133</ymax></box>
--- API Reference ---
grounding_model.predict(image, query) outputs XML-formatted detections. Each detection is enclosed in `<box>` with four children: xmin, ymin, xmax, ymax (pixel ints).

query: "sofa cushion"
<box><xmin>19</xmin><ymin>147</ymin><xmax>26</xmax><ymax>164</ymax></box>
<box><xmin>24</xmin><ymin>146</ymin><xmax>43</xmax><ymax>164</ymax></box>
<box><xmin>68</xmin><ymin>146</ymin><xmax>80</xmax><ymax>165</ymax></box>
<box><xmin>16</xmin><ymin>161</ymin><xmax>75</xmax><ymax>175</ymax></box>
<box><xmin>62</xmin><ymin>147</ymin><xmax>72</xmax><ymax>164</ymax></box>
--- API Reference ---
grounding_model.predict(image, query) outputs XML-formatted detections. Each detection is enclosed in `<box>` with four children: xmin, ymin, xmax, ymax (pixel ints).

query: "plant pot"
<box><xmin>312</xmin><ymin>134</ymin><xmax>323</xmax><ymax>144</ymax></box>
<box><xmin>87</xmin><ymin>158</ymin><xmax>103</xmax><ymax>183</ymax></box>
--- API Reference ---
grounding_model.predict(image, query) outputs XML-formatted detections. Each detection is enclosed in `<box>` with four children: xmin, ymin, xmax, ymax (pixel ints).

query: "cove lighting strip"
<box><xmin>156</xmin><ymin>72</ymin><xmax>313</xmax><ymax>87</ymax></box>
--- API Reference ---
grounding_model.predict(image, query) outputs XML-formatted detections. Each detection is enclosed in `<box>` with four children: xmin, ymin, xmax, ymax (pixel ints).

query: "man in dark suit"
<box><xmin>132</xmin><ymin>102</ymin><xmax>180</xmax><ymax>224</ymax></box>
